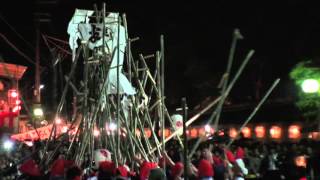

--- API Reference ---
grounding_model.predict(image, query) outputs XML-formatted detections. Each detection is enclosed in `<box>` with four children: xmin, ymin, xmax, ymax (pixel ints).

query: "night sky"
<box><xmin>1</xmin><ymin>0</ymin><xmax>320</xmax><ymax>113</ymax></box>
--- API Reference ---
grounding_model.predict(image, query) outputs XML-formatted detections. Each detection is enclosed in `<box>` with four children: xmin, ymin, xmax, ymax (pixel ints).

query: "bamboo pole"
<box><xmin>182</xmin><ymin>98</ymin><xmax>189</xmax><ymax>180</ymax></box>
<box><xmin>227</xmin><ymin>78</ymin><xmax>280</xmax><ymax>148</ymax></box>
<box><xmin>213</xmin><ymin>29</ymin><xmax>243</xmax><ymax>131</ymax></box>
<box><xmin>188</xmin><ymin>50</ymin><xmax>254</xmax><ymax>158</ymax></box>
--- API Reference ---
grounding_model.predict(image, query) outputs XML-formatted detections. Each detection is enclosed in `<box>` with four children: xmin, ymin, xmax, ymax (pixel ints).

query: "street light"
<box><xmin>301</xmin><ymin>79</ymin><xmax>319</xmax><ymax>93</ymax></box>
<box><xmin>33</xmin><ymin>106</ymin><xmax>44</xmax><ymax>117</ymax></box>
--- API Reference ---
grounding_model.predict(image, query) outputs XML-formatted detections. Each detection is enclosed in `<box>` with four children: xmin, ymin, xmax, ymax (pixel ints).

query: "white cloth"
<box><xmin>67</xmin><ymin>11</ymin><xmax>136</xmax><ymax>95</ymax></box>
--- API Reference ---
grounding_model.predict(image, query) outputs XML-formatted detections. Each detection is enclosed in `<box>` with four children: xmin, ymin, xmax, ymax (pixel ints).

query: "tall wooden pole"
<box><xmin>35</xmin><ymin>27</ymin><xmax>41</xmax><ymax>104</ymax></box>
<box><xmin>182</xmin><ymin>97</ymin><xmax>188</xmax><ymax>180</ymax></box>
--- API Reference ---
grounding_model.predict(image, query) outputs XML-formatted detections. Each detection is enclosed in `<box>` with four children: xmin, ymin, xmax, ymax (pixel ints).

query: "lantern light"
<box><xmin>255</xmin><ymin>126</ymin><xmax>266</xmax><ymax>138</ymax></box>
<box><xmin>190</xmin><ymin>128</ymin><xmax>198</xmax><ymax>138</ymax></box>
<box><xmin>145</xmin><ymin>128</ymin><xmax>151</xmax><ymax>138</ymax></box>
<box><xmin>229</xmin><ymin>128</ymin><xmax>237</xmax><ymax>139</ymax></box>
<box><xmin>241</xmin><ymin>127</ymin><xmax>251</xmax><ymax>138</ymax></box>
<box><xmin>204</xmin><ymin>125</ymin><xmax>211</xmax><ymax>133</ymax></box>
<box><xmin>270</xmin><ymin>126</ymin><xmax>282</xmax><ymax>139</ymax></box>
<box><xmin>288</xmin><ymin>125</ymin><xmax>301</xmax><ymax>139</ymax></box>
<box><xmin>295</xmin><ymin>155</ymin><xmax>307</xmax><ymax>168</ymax></box>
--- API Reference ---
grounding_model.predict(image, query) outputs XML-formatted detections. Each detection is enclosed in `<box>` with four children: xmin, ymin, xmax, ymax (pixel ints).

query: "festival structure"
<box><xmin>9</xmin><ymin>4</ymin><xmax>280</xmax><ymax>174</ymax></box>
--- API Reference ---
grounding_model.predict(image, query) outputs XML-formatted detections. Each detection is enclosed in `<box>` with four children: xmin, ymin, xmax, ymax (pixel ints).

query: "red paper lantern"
<box><xmin>288</xmin><ymin>125</ymin><xmax>301</xmax><ymax>139</ymax></box>
<box><xmin>255</xmin><ymin>126</ymin><xmax>266</xmax><ymax>138</ymax></box>
<box><xmin>270</xmin><ymin>126</ymin><xmax>282</xmax><ymax>139</ymax></box>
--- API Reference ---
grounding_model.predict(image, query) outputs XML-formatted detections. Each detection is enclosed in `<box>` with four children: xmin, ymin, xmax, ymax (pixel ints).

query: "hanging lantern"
<box><xmin>295</xmin><ymin>155</ymin><xmax>307</xmax><ymax>168</ymax></box>
<box><xmin>198</xmin><ymin>127</ymin><xmax>206</xmax><ymax>137</ymax></box>
<box><xmin>144</xmin><ymin>128</ymin><xmax>152</xmax><ymax>138</ymax></box>
<box><xmin>229</xmin><ymin>128</ymin><xmax>238</xmax><ymax>139</ymax></box>
<box><xmin>190</xmin><ymin>128</ymin><xmax>198</xmax><ymax>138</ymax></box>
<box><xmin>255</xmin><ymin>126</ymin><xmax>266</xmax><ymax>138</ymax></box>
<box><xmin>288</xmin><ymin>125</ymin><xmax>301</xmax><ymax>139</ymax></box>
<box><xmin>270</xmin><ymin>126</ymin><xmax>282</xmax><ymax>139</ymax></box>
<box><xmin>241</xmin><ymin>127</ymin><xmax>251</xmax><ymax>138</ymax></box>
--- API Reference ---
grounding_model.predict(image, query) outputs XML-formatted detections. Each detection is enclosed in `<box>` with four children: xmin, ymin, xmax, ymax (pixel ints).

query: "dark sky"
<box><xmin>1</xmin><ymin>0</ymin><xmax>320</xmax><ymax>110</ymax></box>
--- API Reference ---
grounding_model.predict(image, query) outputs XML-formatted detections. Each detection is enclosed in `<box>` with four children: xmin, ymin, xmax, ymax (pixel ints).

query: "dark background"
<box><xmin>1</xmin><ymin>0</ymin><xmax>320</xmax><ymax>121</ymax></box>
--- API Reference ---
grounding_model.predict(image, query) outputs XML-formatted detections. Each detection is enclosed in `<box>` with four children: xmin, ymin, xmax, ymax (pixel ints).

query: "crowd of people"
<box><xmin>0</xmin><ymin>133</ymin><xmax>319</xmax><ymax>180</ymax></box>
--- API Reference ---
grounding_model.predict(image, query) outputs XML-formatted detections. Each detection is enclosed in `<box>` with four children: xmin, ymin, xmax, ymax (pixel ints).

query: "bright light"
<box><xmin>241</xmin><ymin>127</ymin><xmax>251</xmax><ymax>138</ymax></box>
<box><xmin>109</xmin><ymin>122</ymin><xmax>117</xmax><ymax>131</ymax></box>
<box><xmin>288</xmin><ymin>125</ymin><xmax>301</xmax><ymax>139</ymax></box>
<box><xmin>40</xmin><ymin>120</ymin><xmax>48</xmax><ymax>126</ymax></box>
<box><xmin>61</xmin><ymin>126</ymin><xmax>68</xmax><ymax>133</ymax></box>
<box><xmin>9</xmin><ymin>90</ymin><xmax>18</xmax><ymax>98</ymax></box>
<box><xmin>301</xmin><ymin>79</ymin><xmax>319</xmax><ymax>93</ymax></box>
<box><xmin>33</xmin><ymin>107</ymin><xmax>43</xmax><ymax>117</ymax></box>
<box><xmin>204</xmin><ymin>125</ymin><xmax>211</xmax><ymax>133</ymax></box>
<box><xmin>12</xmin><ymin>105</ymin><xmax>21</xmax><ymax>113</ymax></box>
<box><xmin>15</xmin><ymin>99</ymin><xmax>21</xmax><ymax>105</ymax></box>
<box><xmin>270</xmin><ymin>126</ymin><xmax>282</xmax><ymax>139</ymax></box>
<box><xmin>295</xmin><ymin>155</ymin><xmax>307</xmax><ymax>168</ymax></box>
<box><xmin>93</xmin><ymin>129</ymin><xmax>100</xmax><ymax>137</ymax></box>
<box><xmin>55</xmin><ymin>118</ymin><xmax>62</xmax><ymax>125</ymax></box>
<box><xmin>40</xmin><ymin>85</ymin><xmax>44</xmax><ymax>89</ymax></box>
<box><xmin>229</xmin><ymin>128</ymin><xmax>238</xmax><ymax>138</ymax></box>
<box><xmin>25</xmin><ymin>141</ymin><xmax>33</xmax><ymax>147</ymax></box>
<box><xmin>3</xmin><ymin>140</ymin><xmax>14</xmax><ymax>150</ymax></box>
<box><xmin>255</xmin><ymin>126</ymin><xmax>266</xmax><ymax>138</ymax></box>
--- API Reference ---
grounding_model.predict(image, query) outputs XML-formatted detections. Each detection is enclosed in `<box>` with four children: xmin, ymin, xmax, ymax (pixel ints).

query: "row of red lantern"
<box><xmin>131</xmin><ymin>124</ymin><xmax>313</xmax><ymax>140</ymax></box>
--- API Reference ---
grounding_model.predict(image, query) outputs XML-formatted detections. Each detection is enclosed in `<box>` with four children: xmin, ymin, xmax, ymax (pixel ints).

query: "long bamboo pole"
<box><xmin>227</xmin><ymin>78</ymin><xmax>280</xmax><ymax>148</ymax></box>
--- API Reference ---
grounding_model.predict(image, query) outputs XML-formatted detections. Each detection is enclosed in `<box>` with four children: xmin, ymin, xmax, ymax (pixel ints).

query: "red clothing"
<box><xmin>99</xmin><ymin>161</ymin><xmax>115</xmax><ymax>175</ymax></box>
<box><xmin>171</xmin><ymin>162</ymin><xmax>184</xmax><ymax>178</ymax></box>
<box><xmin>140</xmin><ymin>161</ymin><xmax>158</xmax><ymax>180</ymax></box>
<box><xmin>235</xmin><ymin>147</ymin><xmax>245</xmax><ymax>160</ymax></box>
<box><xmin>198</xmin><ymin>159</ymin><xmax>214</xmax><ymax>177</ymax></box>
<box><xmin>19</xmin><ymin>159</ymin><xmax>41</xmax><ymax>176</ymax></box>
<box><xmin>116</xmin><ymin>165</ymin><xmax>128</xmax><ymax>177</ymax></box>
<box><xmin>225</xmin><ymin>149</ymin><xmax>235</xmax><ymax>163</ymax></box>
<box><xmin>212</xmin><ymin>155</ymin><xmax>224</xmax><ymax>166</ymax></box>
<box><xmin>51</xmin><ymin>159</ymin><xmax>74</xmax><ymax>176</ymax></box>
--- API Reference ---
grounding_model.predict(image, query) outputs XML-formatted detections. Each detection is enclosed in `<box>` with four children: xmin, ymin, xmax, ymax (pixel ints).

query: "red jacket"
<box><xmin>198</xmin><ymin>159</ymin><xmax>214</xmax><ymax>177</ymax></box>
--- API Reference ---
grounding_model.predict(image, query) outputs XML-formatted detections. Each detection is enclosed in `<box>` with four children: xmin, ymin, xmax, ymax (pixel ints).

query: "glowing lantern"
<box><xmin>241</xmin><ymin>127</ymin><xmax>251</xmax><ymax>138</ymax></box>
<box><xmin>144</xmin><ymin>128</ymin><xmax>151</xmax><ymax>138</ymax></box>
<box><xmin>295</xmin><ymin>155</ymin><xmax>307</xmax><ymax>168</ymax></box>
<box><xmin>255</xmin><ymin>126</ymin><xmax>266</xmax><ymax>138</ymax></box>
<box><xmin>308</xmin><ymin>132</ymin><xmax>320</xmax><ymax>140</ymax></box>
<box><xmin>190</xmin><ymin>128</ymin><xmax>198</xmax><ymax>138</ymax></box>
<box><xmin>288</xmin><ymin>125</ymin><xmax>301</xmax><ymax>139</ymax></box>
<box><xmin>198</xmin><ymin>127</ymin><xmax>206</xmax><ymax>137</ymax></box>
<box><xmin>158</xmin><ymin>129</ymin><xmax>171</xmax><ymax>138</ymax></box>
<box><xmin>270</xmin><ymin>126</ymin><xmax>282</xmax><ymax>139</ymax></box>
<box><xmin>204</xmin><ymin>124</ymin><xmax>214</xmax><ymax>135</ymax></box>
<box><xmin>229</xmin><ymin>128</ymin><xmax>238</xmax><ymax>139</ymax></box>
